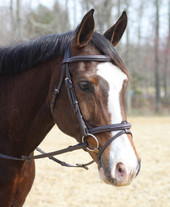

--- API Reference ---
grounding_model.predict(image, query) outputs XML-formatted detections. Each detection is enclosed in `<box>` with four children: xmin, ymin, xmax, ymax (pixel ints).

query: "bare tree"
<box><xmin>16</xmin><ymin>0</ymin><xmax>22</xmax><ymax>39</ymax></box>
<box><xmin>163</xmin><ymin>0</ymin><xmax>170</xmax><ymax>98</ymax></box>
<box><xmin>154</xmin><ymin>0</ymin><xmax>161</xmax><ymax>112</ymax></box>
<box><xmin>10</xmin><ymin>0</ymin><xmax>15</xmax><ymax>33</ymax></box>
<box><xmin>124</xmin><ymin>0</ymin><xmax>131</xmax><ymax>113</ymax></box>
<box><xmin>25</xmin><ymin>2</ymin><xmax>70</xmax><ymax>39</ymax></box>
<box><xmin>81</xmin><ymin>0</ymin><xmax>114</xmax><ymax>32</ymax></box>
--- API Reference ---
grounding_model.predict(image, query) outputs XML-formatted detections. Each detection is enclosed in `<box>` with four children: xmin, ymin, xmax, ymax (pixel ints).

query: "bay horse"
<box><xmin>0</xmin><ymin>9</ymin><xmax>140</xmax><ymax>207</ymax></box>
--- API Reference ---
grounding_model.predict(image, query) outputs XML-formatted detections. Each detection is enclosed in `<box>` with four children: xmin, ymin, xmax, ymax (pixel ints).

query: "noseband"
<box><xmin>0</xmin><ymin>43</ymin><xmax>132</xmax><ymax>170</ymax></box>
<box><xmin>51</xmin><ymin>43</ymin><xmax>132</xmax><ymax>160</ymax></box>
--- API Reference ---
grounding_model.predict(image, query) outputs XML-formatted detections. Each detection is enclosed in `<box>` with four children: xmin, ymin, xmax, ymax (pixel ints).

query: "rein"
<box><xmin>0</xmin><ymin>43</ymin><xmax>132</xmax><ymax>170</ymax></box>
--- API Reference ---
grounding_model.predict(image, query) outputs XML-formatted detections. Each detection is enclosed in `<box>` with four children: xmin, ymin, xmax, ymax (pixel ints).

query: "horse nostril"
<box><xmin>115</xmin><ymin>162</ymin><xmax>127</xmax><ymax>180</ymax></box>
<box><xmin>118</xmin><ymin>167</ymin><xmax>122</xmax><ymax>173</ymax></box>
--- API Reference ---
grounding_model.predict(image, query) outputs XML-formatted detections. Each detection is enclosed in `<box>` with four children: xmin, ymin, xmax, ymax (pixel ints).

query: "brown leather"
<box><xmin>89</xmin><ymin>121</ymin><xmax>131</xmax><ymax>134</ymax></box>
<box><xmin>63</xmin><ymin>55</ymin><xmax>112</xmax><ymax>63</ymax></box>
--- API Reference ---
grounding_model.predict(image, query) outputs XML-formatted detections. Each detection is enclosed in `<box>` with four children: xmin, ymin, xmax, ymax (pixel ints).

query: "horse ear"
<box><xmin>104</xmin><ymin>11</ymin><xmax>127</xmax><ymax>47</ymax></box>
<box><xmin>75</xmin><ymin>9</ymin><xmax>95</xmax><ymax>48</ymax></box>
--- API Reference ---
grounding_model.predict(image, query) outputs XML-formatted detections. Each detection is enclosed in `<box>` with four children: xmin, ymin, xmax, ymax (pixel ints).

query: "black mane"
<box><xmin>0</xmin><ymin>32</ymin><xmax>74</xmax><ymax>75</ymax></box>
<box><xmin>0</xmin><ymin>31</ymin><xmax>127</xmax><ymax>75</ymax></box>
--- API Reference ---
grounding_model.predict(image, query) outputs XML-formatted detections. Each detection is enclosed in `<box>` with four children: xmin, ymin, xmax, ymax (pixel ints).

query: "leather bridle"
<box><xmin>50</xmin><ymin>43</ymin><xmax>132</xmax><ymax>161</ymax></box>
<box><xmin>0</xmin><ymin>43</ymin><xmax>132</xmax><ymax>170</ymax></box>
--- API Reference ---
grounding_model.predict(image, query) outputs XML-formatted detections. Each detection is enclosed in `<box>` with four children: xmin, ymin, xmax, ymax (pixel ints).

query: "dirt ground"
<box><xmin>24</xmin><ymin>117</ymin><xmax>170</xmax><ymax>207</ymax></box>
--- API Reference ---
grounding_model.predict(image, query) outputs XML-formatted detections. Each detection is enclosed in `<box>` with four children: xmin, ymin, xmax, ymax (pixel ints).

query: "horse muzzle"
<box><xmin>98</xmin><ymin>156</ymin><xmax>141</xmax><ymax>186</ymax></box>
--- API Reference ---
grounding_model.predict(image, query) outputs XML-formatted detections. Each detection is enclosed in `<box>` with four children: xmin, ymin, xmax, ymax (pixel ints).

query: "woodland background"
<box><xmin>0</xmin><ymin>0</ymin><xmax>170</xmax><ymax>115</ymax></box>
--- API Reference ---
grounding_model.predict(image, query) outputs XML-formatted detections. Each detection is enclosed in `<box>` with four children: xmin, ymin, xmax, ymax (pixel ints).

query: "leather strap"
<box><xmin>50</xmin><ymin>67</ymin><xmax>65</xmax><ymax>113</ymax></box>
<box><xmin>89</xmin><ymin>121</ymin><xmax>131</xmax><ymax>134</ymax></box>
<box><xmin>36</xmin><ymin>148</ymin><xmax>94</xmax><ymax>170</ymax></box>
<box><xmin>63</xmin><ymin>55</ymin><xmax>112</xmax><ymax>64</ymax></box>
<box><xmin>97</xmin><ymin>129</ymin><xmax>132</xmax><ymax>160</ymax></box>
<box><xmin>21</xmin><ymin>143</ymin><xmax>87</xmax><ymax>160</ymax></box>
<box><xmin>65</xmin><ymin>64</ymin><xmax>89</xmax><ymax>137</ymax></box>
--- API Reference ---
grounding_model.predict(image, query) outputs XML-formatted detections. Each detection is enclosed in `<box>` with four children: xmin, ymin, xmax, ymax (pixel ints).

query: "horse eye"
<box><xmin>78</xmin><ymin>81</ymin><xmax>94</xmax><ymax>93</ymax></box>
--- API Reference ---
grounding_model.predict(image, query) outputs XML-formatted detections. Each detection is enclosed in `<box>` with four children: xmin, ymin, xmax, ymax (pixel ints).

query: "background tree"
<box><xmin>81</xmin><ymin>0</ymin><xmax>114</xmax><ymax>32</ymax></box>
<box><xmin>163</xmin><ymin>0</ymin><xmax>170</xmax><ymax>101</ymax></box>
<box><xmin>25</xmin><ymin>2</ymin><xmax>70</xmax><ymax>39</ymax></box>
<box><xmin>154</xmin><ymin>0</ymin><xmax>161</xmax><ymax>112</ymax></box>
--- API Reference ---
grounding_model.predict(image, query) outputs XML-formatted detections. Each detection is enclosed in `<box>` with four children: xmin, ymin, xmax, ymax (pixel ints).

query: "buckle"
<box><xmin>65</xmin><ymin>77</ymin><xmax>72</xmax><ymax>89</ymax></box>
<box><xmin>82</xmin><ymin>133</ymin><xmax>100</xmax><ymax>153</ymax></box>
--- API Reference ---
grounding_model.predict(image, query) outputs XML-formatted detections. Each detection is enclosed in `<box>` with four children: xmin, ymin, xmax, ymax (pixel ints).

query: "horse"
<box><xmin>0</xmin><ymin>9</ymin><xmax>141</xmax><ymax>207</ymax></box>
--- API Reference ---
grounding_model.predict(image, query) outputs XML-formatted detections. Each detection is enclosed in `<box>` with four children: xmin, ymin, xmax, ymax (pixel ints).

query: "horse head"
<box><xmin>52</xmin><ymin>9</ymin><xmax>141</xmax><ymax>187</ymax></box>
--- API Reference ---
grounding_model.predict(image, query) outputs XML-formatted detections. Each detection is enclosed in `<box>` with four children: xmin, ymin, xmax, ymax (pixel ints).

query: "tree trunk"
<box><xmin>16</xmin><ymin>0</ymin><xmax>22</xmax><ymax>40</ymax></box>
<box><xmin>80</xmin><ymin>0</ymin><xmax>114</xmax><ymax>33</ymax></box>
<box><xmin>10</xmin><ymin>0</ymin><xmax>15</xmax><ymax>34</ymax></box>
<box><xmin>73</xmin><ymin>0</ymin><xmax>77</xmax><ymax>28</ymax></box>
<box><xmin>163</xmin><ymin>0</ymin><xmax>170</xmax><ymax>98</ymax></box>
<box><xmin>154</xmin><ymin>0</ymin><xmax>161</xmax><ymax>112</ymax></box>
<box><xmin>124</xmin><ymin>0</ymin><xmax>131</xmax><ymax>114</ymax></box>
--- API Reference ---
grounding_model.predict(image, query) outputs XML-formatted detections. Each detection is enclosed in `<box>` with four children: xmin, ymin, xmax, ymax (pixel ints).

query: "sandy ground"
<box><xmin>24</xmin><ymin>117</ymin><xmax>170</xmax><ymax>207</ymax></box>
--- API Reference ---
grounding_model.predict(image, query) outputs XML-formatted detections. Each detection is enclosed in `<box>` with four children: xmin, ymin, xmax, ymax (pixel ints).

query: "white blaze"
<box><xmin>97</xmin><ymin>62</ymin><xmax>138</xmax><ymax>178</ymax></box>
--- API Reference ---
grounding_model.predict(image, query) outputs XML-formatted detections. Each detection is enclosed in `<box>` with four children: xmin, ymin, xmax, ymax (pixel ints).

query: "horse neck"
<box><xmin>0</xmin><ymin>59</ymin><xmax>62</xmax><ymax>157</ymax></box>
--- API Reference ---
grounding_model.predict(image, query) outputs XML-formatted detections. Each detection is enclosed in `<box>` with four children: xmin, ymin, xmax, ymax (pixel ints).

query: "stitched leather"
<box><xmin>63</xmin><ymin>55</ymin><xmax>112</xmax><ymax>63</ymax></box>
